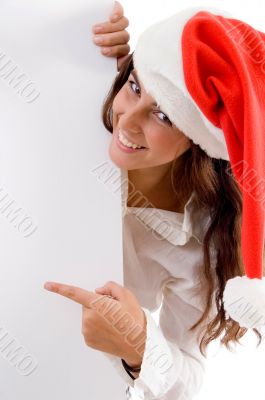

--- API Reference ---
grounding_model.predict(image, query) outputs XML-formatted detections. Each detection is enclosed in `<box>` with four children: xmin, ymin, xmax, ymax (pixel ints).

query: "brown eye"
<box><xmin>128</xmin><ymin>79</ymin><xmax>172</xmax><ymax>126</ymax></box>
<box><xmin>155</xmin><ymin>112</ymin><xmax>172</xmax><ymax>126</ymax></box>
<box><xmin>128</xmin><ymin>80</ymin><xmax>140</xmax><ymax>95</ymax></box>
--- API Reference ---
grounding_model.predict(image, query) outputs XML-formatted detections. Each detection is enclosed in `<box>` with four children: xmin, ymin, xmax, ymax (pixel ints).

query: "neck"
<box><xmin>127</xmin><ymin>162</ymin><xmax>183</xmax><ymax>212</ymax></box>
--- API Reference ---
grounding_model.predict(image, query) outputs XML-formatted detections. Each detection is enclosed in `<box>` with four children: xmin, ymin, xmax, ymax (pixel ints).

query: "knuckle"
<box><xmin>124</xmin><ymin>30</ymin><xmax>130</xmax><ymax>42</ymax></box>
<box><xmin>123</xmin><ymin>16</ymin><xmax>129</xmax><ymax>27</ymax></box>
<box><xmin>83</xmin><ymin>333</ymin><xmax>93</xmax><ymax>346</ymax></box>
<box><xmin>118</xmin><ymin>44</ymin><xmax>130</xmax><ymax>56</ymax></box>
<box><xmin>100</xmin><ymin>22</ymin><xmax>111</xmax><ymax>33</ymax></box>
<box><xmin>102</xmin><ymin>35</ymin><xmax>110</xmax><ymax>45</ymax></box>
<box><xmin>62</xmin><ymin>286</ymin><xmax>75</xmax><ymax>297</ymax></box>
<box><xmin>101</xmin><ymin>47</ymin><xmax>112</xmax><ymax>56</ymax></box>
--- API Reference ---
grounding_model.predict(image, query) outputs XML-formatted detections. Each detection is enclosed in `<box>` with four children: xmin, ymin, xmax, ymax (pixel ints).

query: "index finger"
<box><xmin>92</xmin><ymin>16</ymin><xmax>129</xmax><ymax>34</ymax></box>
<box><xmin>44</xmin><ymin>281</ymin><xmax>100</xmax><ymax>308</ymax></box>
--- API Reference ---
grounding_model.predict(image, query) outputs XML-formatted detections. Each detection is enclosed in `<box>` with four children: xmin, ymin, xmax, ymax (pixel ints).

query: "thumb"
<box><xmin>95</xmin><ymin>281</ymin><xmax>125</xmax><ymax>300</ymax></box>
<box><xmin>110</xmin><ymin>1</ymin><xmax>123</xmax><ymax>23</ymax></box>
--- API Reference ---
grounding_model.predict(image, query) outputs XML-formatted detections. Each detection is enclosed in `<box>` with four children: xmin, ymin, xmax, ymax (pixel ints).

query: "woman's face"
<box><xmin>109</xmin><ymin>68</ymin><xmax>191</xmax><ymax>171</ymax></box>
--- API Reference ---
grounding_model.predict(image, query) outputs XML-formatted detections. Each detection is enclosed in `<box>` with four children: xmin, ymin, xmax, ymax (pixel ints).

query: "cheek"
<box><xmin>112</xmin><ymin>87</ymin><xmax>128</xmax><ymax>113</ymax></box>
<box><xmin>112</xmin><ymin>96</ymin><xmax>120</xmax><ymax>114</ymax></box>
<box><xmin>148</xmin><ymin>130</ymin><xmax>179</xmax><ymax>154</ymax></box>
<box><xmin>147</xmin><ymin>129</ymin><xmax>191</xmax><ymax>161</ymax></box>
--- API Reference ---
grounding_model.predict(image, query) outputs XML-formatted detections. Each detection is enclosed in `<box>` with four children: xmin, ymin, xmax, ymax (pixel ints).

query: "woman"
<box><xmin>45</xmin><ymin>2</ymin><xmax>265</xmax><ymax>400</ymax></box>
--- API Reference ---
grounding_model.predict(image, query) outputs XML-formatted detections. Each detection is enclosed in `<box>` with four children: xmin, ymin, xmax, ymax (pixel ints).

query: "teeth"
<box><xmin>118</xmin><ymin>130</ymin><xmax>144</xmax><ymax>149</ymax></box>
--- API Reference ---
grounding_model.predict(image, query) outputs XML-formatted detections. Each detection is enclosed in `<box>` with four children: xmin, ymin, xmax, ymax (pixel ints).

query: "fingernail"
<box><xmin>93</xmin><ymin>25</ymin><xmax>103</xmax><ymax>33</ymax></box>
<box><xmin>44</xmin><ymin>282</ymin><xmax>54</xmax><ymax>291</ymax></box>
<box><xmin>93</xmin><ymin>35</ymin><xmax>103</xmax><ymax>44</ymax></box>
<box><xmin>111</xmin><ymin>13</ymin><xmax>119</xmax><ymax>22</ymax></box>
<box><xmin>102</xmin><ymin>48</ymin><xmax>111</xmax><ymax>55</ymax></box>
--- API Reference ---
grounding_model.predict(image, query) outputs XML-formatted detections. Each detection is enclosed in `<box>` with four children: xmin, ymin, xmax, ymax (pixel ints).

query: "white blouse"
<box><xmin>102</xmin><ymin>168</ymin><xmax>218</xmax><ymax>400</ymax></box>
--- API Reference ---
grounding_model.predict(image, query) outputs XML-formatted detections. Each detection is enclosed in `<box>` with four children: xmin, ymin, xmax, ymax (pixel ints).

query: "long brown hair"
<box><xmin>101</xmin><ymin>52</ymin><xmax>264</xmax><ymax>356</ymax></box>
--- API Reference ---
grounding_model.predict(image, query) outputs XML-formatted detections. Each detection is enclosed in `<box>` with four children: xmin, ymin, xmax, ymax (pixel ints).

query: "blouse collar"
<box><xmin>120</xmin><ymin>168</ymin><xmax>211</xmax><ymax>246</ymax></box>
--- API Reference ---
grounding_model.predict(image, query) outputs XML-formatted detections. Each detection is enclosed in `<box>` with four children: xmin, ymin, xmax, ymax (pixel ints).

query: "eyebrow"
<box><xmin>130</xmin><ymin>70</ymin><xmax>160</xmax><ymax>109</ymax></box>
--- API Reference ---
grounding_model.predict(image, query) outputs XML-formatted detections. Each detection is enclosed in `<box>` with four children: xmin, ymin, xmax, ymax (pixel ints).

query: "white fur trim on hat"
<box><xmin>223</xmin><ymin>276</ymin><xmax>265</xmax><ymax>329</ymax></box>
<box><xmin>133</xmin><ymin>7</ymin><xmax>232</xmax><ymax>161</ymax></box>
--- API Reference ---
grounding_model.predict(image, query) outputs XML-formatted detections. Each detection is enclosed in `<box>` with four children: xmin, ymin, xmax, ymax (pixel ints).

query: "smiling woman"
<box><xmin>98</xmin><ymin>6</ymin><xmax>265</xmax><ymax>400</ymax></box>
<box><xmin>106</xmin><ymin>66</ymin><xmax>192</xmax><ymax>215</ymax></box>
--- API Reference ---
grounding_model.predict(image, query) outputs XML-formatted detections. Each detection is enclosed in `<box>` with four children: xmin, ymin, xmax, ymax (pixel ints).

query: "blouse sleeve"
<box><xmin>102</xmin><ymin>274</ymin><xmax>217</xmax><ymax>399</ymax></box>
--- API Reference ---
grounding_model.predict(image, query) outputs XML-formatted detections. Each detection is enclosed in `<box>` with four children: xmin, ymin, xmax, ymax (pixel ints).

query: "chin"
<box><xmin>108</xmin><ymin>143</ymin><xmax>127</xmax><ymax>169</ymax></box>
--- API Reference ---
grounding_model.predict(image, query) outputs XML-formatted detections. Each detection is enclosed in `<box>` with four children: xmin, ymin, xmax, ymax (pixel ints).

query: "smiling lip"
<box><xmin>118</xmin><ymin>129</ymin><xmax>146</xmax><ymax>148</ymax></box>
<box><xmin>116</xmin><ymin>131</ymin><xmax>148</xmax><ymax>153</ymax></box>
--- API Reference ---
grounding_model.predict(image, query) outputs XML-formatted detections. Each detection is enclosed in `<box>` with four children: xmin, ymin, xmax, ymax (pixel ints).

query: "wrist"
<box><xmin>122</xmin><ymin>310</ymin><xmax>146</xmax><ymax>373</ymax></box>
<box><xmin>123</xmin><ymin>358</ymin><xmax>142</xmax><ymax>370</ymax></box>
<box><xmin>123</xmin><ymin>349</ymin><xmax>143</xmax><ymax>370</ymax></box>
<box><xmin>121</xmin><ymin>358</ymin><xmax>141</xmax><ymax>380</ymax></box>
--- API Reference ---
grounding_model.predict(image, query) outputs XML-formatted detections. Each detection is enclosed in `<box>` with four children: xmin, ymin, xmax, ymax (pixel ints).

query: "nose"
<box><xmin>119</xmin><ymin>103</ymin><xmax>145</xmax><ymax>134</ymax></box>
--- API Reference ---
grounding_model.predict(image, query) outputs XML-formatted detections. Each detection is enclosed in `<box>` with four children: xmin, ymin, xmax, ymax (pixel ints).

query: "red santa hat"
<box><xmin>133</xmin><ymin>7</ymin><xmax>265</xmax><ymax>330</ymax></box>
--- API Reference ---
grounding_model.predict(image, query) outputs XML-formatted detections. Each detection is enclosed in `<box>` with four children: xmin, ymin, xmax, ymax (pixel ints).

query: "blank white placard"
<box><xmin>0</xmin><ymin>0</ymin><xmax>126</xmax><ymax>398</ymax></box>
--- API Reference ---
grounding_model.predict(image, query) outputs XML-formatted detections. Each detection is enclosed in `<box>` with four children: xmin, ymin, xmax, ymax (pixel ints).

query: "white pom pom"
<box><xmin>223</xmin><ymin>276</ymin><xmax>265</xmax><ymax>329</ymax></box>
